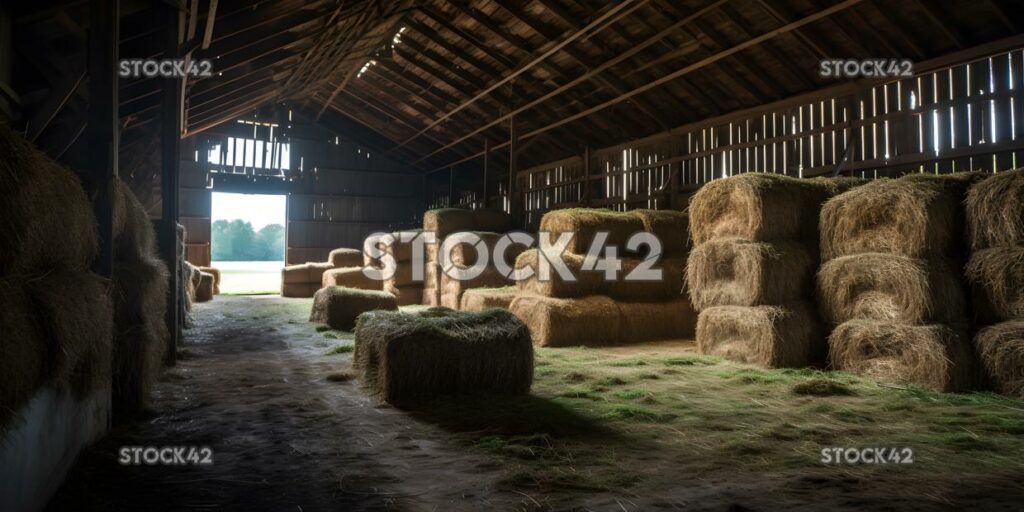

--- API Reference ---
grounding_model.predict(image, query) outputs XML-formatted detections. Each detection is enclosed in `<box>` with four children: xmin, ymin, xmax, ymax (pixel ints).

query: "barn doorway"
<box><xmin>211</xmin><ymin>192</ymin><xmax>287</xmax><ymax>294</ymax></box>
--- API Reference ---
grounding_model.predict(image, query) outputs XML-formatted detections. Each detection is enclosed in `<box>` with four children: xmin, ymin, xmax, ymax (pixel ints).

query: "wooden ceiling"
<box><xmin>7</xmin><ymin>0</ymin><xmax>1024</xmax><ymax>184</ymax></box>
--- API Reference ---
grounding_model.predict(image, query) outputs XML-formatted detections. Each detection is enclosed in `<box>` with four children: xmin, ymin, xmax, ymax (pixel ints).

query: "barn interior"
<box><xmin>2</xmin><ymin>0</ymin><xmax>1024</xmax><ymax>510</ymax></box>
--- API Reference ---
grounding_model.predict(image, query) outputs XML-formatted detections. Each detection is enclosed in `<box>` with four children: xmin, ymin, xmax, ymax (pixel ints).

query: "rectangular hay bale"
<box><xmin>539</xmin><ymin>208</ymin><xmax>644</xmax><ymax>254</ymax></box>
<box><xmin>619</xmin><ymin>297</ymin><xmax>697</xmax><ymax>343</ymax></box>
<box><xmin>509</xmin><ymin>294</ymin><xmax>621</xmax><ymax>347</ymax></box>
<box><xmin>322</xmin><ymin>267</ymin><xmax>382</xmax><ymax>290</ymax></box>
<box><xmin>310</xmin><ymin>286</ymin><xmax>398</xmax><ymax>331</ymax></box>
<box><xmin>329</xmin><ymin>248</ymin><xmax>363</xmax><ymax>268</ymax></box>
<box><xmin>687</xmin><ymin>238</ymin><xmax>815</xmax><ymax>311</ymax></box>
<box><xmin>696</xmin><ymin>302</ymin><xmax>823</xmax><ymax>368</ymax></box>
<box><xmin>974</xmin><ymin>320</ymin><xmax>1024</xmax><ymax>398</ymax></box>
<box><xmin>460</xmin><ymin>287</ymin><xmax>518</xmax><ymax>311</ymax></box>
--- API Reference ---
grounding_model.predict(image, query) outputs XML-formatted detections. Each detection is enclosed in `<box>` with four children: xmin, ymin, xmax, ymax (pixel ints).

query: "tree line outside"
<box><xmin>212</xmin><ymin>219</ymin><xmax>285</xmax><ymax>261</ymax></box>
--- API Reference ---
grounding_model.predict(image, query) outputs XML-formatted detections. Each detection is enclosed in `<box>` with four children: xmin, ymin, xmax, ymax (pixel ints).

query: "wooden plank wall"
<box><xmin>179</xmin><ymin>158</ymin><xmax>212</xmax><ymax>266</ymax></box>
<box><xmin>513</xmin><ymin>48</ymin><xmax>1024</xmax><ymax>229</ymax></box>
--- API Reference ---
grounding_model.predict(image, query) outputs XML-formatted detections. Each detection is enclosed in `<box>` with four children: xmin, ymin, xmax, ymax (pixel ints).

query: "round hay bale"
<box><xmin>111</xmin><ymin>255</ymin><xmax>169</xmax><ymax>414</ymax></box>
<box><xmin>629</xmin><ymin>209</ymin><xmax>690</xmax><ymax>255</ymax></box>
<box><xmin>514</xmin><ymin>248</ymin><xmax>603</xmax><ymax>298</ymax></box>
<box><xmin>696</xmin><ymin>302</ymin><xmax>823</xmax><ymax>368</ymax></box>
<box><xmin>975</xmin><ymin>320</ymin><xmax>1024</xmax><ymax>398</ymax></box>
<box><xmin>686</xmin><ymin>238</ymin><xmax>815</xmax><ymax>311</ymax></box>
<box><xmin>816</xmin><ymin>253</ymin><xmax>966</xmax><ymax>326</ymax></box>
<box><xmin>460</xmin><ymin>286</ymin><xmax>518</xmax><ymax>311</ymax></box>
<box><xmin>322</xmin><ymin>266</ymin><xmax>381</xmax><ymax>290</ymax></box>
<box><xmin>281</xmin><ymin>282</ymin><xmax>319</xmax><ymax>298</ymax></box>
<box><xmin>539</xmin><ymin>208</ymin><xmax>644</xmax><ymax>255</ymax></box>
<box><xmin>820</xmin><ymin>178</ymin><xmax>965</xmax><ymax>260</ymax></box>
<box><xmin>198</xmin><ymin>266</ymin><xmax>220</xmax><ymax>294</ymax></box>
<box><xmin>195</xmin><ymin>272</ymin><xmax>215</xmax><ymax>303</ymax></box>
<box><xmin>688</xmin><ymin>172</ymin><xmax>833</xmax><ymax>245</ymax></box>
<box><xmin>0</xmin><ymin>124</ymin><xmax>98</xmax><ymax>273</ymax></box>
<box><xmin>965</xmin><ymin>169</ymin><xmax>1024</xmax><ymax>250</ymax></box>
<box><xmin>310</xmin><ymin>286</ymin><xmax>398</xmax><ymax>331</ymax></box>
<box><xmin>27</xmin><ymin>272</ymin><xmax>113</xmax><ymax>399</ymax></box>
<box><xmin>329</xmin><ymin>248</ymin><xmax>363</xmax><ymax>268</ymax></box>
<box><xmin>509</xmin><ymin>294</ymin><xmax>621</xmax><ymax>347</ymax></box>
<box><xmin>620</xmin><ymin>297</ymin><xmax>697</xmax><ymax>343</ymax></box>
<box><xmin>965</xmin><ymin>246</ymin><xmax>1024</xmax><ymax>323</ymax></box>
<box><xmin>828</xmin><ymin>320</ymin><xmax>976</xmax><ymax>392</ymax></box>
<box><xmin>0</xmin><ymin>280</ymin><xmax>46</xmax><ymax>432</ymax></box>
<box><xmin>604</xmin><ymin>255</ymin><xmax>687</xmax><ymax>302</ymax></box>
<box><xmin>353</xmin><ymin>308</ymin><xmax>532</xmax><ymax>406</ymax></box>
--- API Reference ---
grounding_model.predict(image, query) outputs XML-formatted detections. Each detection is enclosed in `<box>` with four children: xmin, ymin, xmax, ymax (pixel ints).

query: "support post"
<box><xmin>87</xmin><ymin>0</ymin><xmax>118</xmax><ymax>278</ymax></box>
<box><xmin>448</xmin><ymin>165</ymin><xmax>456</xmax><ymax>207</ymax></box>
<box><xmin>508</xmin><ymin>115</ymin><xmax>518</xmax><ymax>221</ymax></box>
<box><xmin>160</xmin><ymin>2</ymin><xmax>182</xmax><ymax>367</ymax></box>
<box><xmin>582</xmin><ymin>146</ymin><xmax>591</xmax><ymax>206</ymax></box>
<box><xmin>482</xmin><ymin>138</ymin><xmax>489</xmax><ymax>209</ymax></box>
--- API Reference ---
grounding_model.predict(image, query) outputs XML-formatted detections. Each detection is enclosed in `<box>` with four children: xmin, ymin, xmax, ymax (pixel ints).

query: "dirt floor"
<box><xmin>49</xmin><ymin>296</ymin><xmax>1024</xmax><ymax>511</ymax></box>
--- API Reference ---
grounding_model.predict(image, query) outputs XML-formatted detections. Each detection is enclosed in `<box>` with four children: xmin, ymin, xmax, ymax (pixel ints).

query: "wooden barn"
<box><xmin>1</xmin><ymin>1</ymin><xmax>1023</xmax><ymax>510</ymax></box>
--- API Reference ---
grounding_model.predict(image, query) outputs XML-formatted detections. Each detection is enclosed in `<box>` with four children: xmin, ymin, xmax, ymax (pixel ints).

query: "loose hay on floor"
<box><xmin>965</xmin><ymin>168</ymin><xmax>1024</xmax><ymax>250</ymax></box>
<box><xmin>696</xmin><ymin>302</ymin><xmax>822</xmax><ymax>368</ymax></box>
<box><xmin>321</xmin><ymin>267</ymin><xmax>382</xmax><ymax>290</ymax></box>
<box><xmin>539</xmin><ymin>208</ymin><xmax>644</xmax><ymax>254</ymax></box>
<box><xmin>310</xmin><ymin>286</ymin><xmax>398</xmax><ymax>331</ymax></box>
<box><xmin>460</xmin><ymin>286</ymin><xmax>518</xmax><ymax>311</ymax></box>
<box><xmin>975</xmin><ymin>320</ymin><xmax>1024</xmax><ymax>398</ymax></box>
<box><xmin>817</xmin><ymin>253</ymin><xmax>967</xmax><ymax>326</ymax></box>
<box><xmin>687</xmin><ymin>238</ymin><xmax>815</xmax><ymax>310</ymax></box>
<box><xmin>819</xmin><ymin>178</ymin><xmax>965</xmax><ymax>260</ymax></box>
<box><xmin>688</xmin><ymin>172</ymin><xmax>835</xmax><ymax>245</ymax></box>
<box><xmin>965</xmin><ymin>246</ymin><xmax>1024</xmax><ymax>322</ymax></box>
<box><xmin>828</xmin><ymin>320</ymin><xmax>976</xmax><ymax>392</ymax></box>
<box><xmin>328</xmin><ymin>248</ymin><xmax>363</xmax><ymax>268</ymax></box>
<box><xmin>352</xmin><ymin>308</ymin><xmax>532</xmax><ymax>406</ymax></box>
<box><xmin>619</xmin><ymin>297</ymin><xmax>697</xmax><ymax>343</ymax></box>
<box><xmin>509</xmin><ymin>294</ymin><xmax>621</xmax><ymax>347</ymax></box>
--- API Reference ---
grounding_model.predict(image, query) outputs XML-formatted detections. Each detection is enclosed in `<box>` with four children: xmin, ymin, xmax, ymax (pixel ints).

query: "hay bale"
<box><xmin>381</xmin><ymin>230</ymin><xmax>422</xmax><ymax>262</ymax></box>
<box><xmin>352</xmin><ymin>308</ymin><xmax>532</xmax><ymax>406</ymax></box>
<box><xmin>329</xmin><ymin>248</ymin><xmax>363</xmax><ymax>268</ymax></box>
<box><xmin>965</xmin><ymin>246</ymin><xmax>1024</xmax><ymax>323</ymax></box>
<box><xmin>686</xmin><ymin>238</ymin><xmax>814</xmax><ymax>310</ymax></box>
<box><xmin>322</xmin><ymin>266</ymin><xmax>381</xmax><ymax>290</ymax></box>
<box><xmin>965</xmin><ymin>169</ymin><xmax>1024</xmax><ymax>250</ymax></box>
<box><xmin>195</xmin><ymin>272</ymin><xmax>215</xmax><ymax>303</ymax></box>
<box><xmin>816</xmin><ymin>253</ymin><xmax>966</xmax><ymax>326</ymax></box>
<box><xmin>820</xmin><ymin>178</ymin><xmax>965</xmax><ymax>260</ymax></box>
<box><xmin>539</xmin><ymin>208</ymin><xmax>644</xmax><ymax>254</ymax></box>
<box><xmin>0</xmin><ymin>124</ymin><xmax>99</xmax><ymax>273</ymax></box>
<box><xmin>0</xmin><ymin>281</ymin><xmax>46</xmax><ymax>432</ymax></box>
<box><xmin>198</xmin><ymin>266</ymin><xmax>220</xmax><ymax>294</ymax></box>
<box><xmin>441</xmin><ymin>266</ymin><xmax>511</xmax><ymax>295</ymax></box>
<box><xmin>113</xmin><ymin>180</ymin><xmax>157</xmax><ymax>259</ymax></box>
<box><xmin>111</xmin><ymin>255</ymin><xmax>169</xmax><ymax>414</ymax></box>
<box><xmin>514</xmin><ymin>248</ymin><xmax>602</xmax><ymax>298</ymax></box>
<box><xmin>619</xmin><ymin>297</ymin><xmax>697</xmax><ymax>343</ymax></box>
<box><xmin>630</xmin><ymin>209</ymin><xmax>690</xmax><ymax>255</ymax></box>
<box><xmin>282</xmin><ymin>264</ymin><xmax>310</xmax><ymax>285</ymax></box>
<box><xmin>384</xmin><ymin>283</ymin><xmax>423</xmax><ymax>306</ymax></box>
<box><xmin>509</xmin><ymin>294</ymin><xmax>621</xmax><ymax>347</ymax></box>
<box><xmin>422</xmin><ymin>287</ymin><xmax>441</xmax><ymax>306</ymax></box>
<box><xmin>604</xmin><ymin>256</ymin><xmax>687</xmax><ymax>302</ymax></box>
<box><xmin>27</xmin><ymin>272</ymin><xmax>113</xmax><ymax>398</ymax></box>
<box><xmin>183</xmin><ymin>261</ymin><xmax>201</xmax><ymax>312</ymax></box>
<box><xmin>423</xmin><ymin>208</ymin><xmax>511</xmax><ymax>238</ymax></box>
<box><xmin>444</xmin><ymin>231</ymin><xmax>523</xmax><ymax>267</ymax></box>
<box><xmin>805</xmin><ymin>175</ymin><xmax>869</xmax><ymax>196</ymax></box>
<box><xmin>460</xmin><ymin>287</ymin><xmax>518</xmax><ymax>311</ymax></box>
<box><xmin>689</xmin><ymin>172</ymin><xmax>834</xmax><ymax>245</ymax></box>
<box><xmin>828</xmin><ymin>320</ymin><xmax>975</xmax><ymax>392</ymax></box>
<box><xmin>281</xmin><ymin>282</ymin><xmax>319</xmax><ymax>298</ymax></box>
<box><xmin>310</xmin><ymin>286</ymin><xmax>398</xmax><ymax>331</ymax></box>
<box><xmin>696</xmin><ymin>302</ymin><xmax>822</xmax><ymax>368</ymax></box>
<box><xmin>975</xmin><ymin>320</ymin><xmax>1024</xmax><ymax>398</ymax></box>
<box><xmin>385</xmin><ymin>261</ymin><xmax>424</xmax><ymax>288</ymax></box>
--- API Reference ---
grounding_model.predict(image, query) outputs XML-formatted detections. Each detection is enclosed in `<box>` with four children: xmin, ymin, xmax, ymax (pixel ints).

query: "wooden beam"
<box><xmin>201</xmin><ymin>0</ymin><xmax>218</xmax><ymax>49</ymax></box>
<box><xmin>161</xmin><ymin>1</ymin><xmax>181</xmax><ymax>366</ymax></box>
<box><xmin>87</xmin><ymin>0</ymin><xmax>119</xmax><ymax>278</ymax></box>
<box><xmin>27</xmin><ymin>69</ymin><xmax>85</xmax><ymax>142</ymax></box>
<box><xmin>389</xmin><ymin>0</ymin><xmax>645</xmax><ymax>152</ymax></box>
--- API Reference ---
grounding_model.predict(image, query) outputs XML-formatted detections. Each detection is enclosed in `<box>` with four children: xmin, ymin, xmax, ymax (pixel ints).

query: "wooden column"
<box><xmin>508</xmin><ymin>115</ymin><xmax>518</xmax><ymax>222</ymax></box>
<box><xmin>87</xmin><ymin>0</ymin><xmax>118</xmax><ymax>278</ymax></box>
<box><xmin>481</xmin><ymin>138</ymin><xmax>489</xmax><ymax>209</ymax></box>
<box><xmin>582</xmin><ymin>146</ymin><xmax>591</xmax><ymax>206</ymax></box>
<box><xmin>448</xmin><ymin>165</ymin><xmax>455</xmax><ymax>207</ymax></box>
<box><xmin>160</xmin><ymin>2</ymin><xmax>182</xmax><ymax>366</ymax></box>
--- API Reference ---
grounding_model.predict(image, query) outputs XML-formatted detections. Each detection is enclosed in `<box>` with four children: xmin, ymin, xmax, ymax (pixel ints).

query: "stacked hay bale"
<box><xmin>818</xmin><ymin>172</ymin><xmax>984</xmax><ymax>392</ymax></box>
<box><xmin>198</xmin><ymin>266</ymin><xmax>221</xmax><ymax>295</ymax></box>
<box><xmin>111</xmin><ymin>180</ymin><xmax>170</xmax><ymax>413</ymax></box>
<box><xmin>510</xmin><ymin>208</ymin><xmax>695</xmax><ymax>347</ymax></box>
<box><xmin>353</xmin><ymin>308</ymin><xmax>533</xmax><ymax>406</ymax></box>
<box><xmin>688</xmin><ymin>173</ymin><xmax>861</xmax><ymax>368</ymax></box>
<box><xmin>965</xmin><ymin>169</ymin><xmax>1024</xmax><ymax>397</ymax></box>
<box><xmin>281</xmin><ymin>262</ymin><xmax>333</xmax><ymax>297</ymax></box>
<box><xmin>0</xmin><ymin>124</ymin><xmax>113</xmax><ymax>430</ymax></box>
<box><xmin>309</xmin><ymin>287</ymin><xmax>398</xmax><ymax>330</ymax></box>
<box><xmin>439</xmin><ymin>232</ymin><xmax>526</xmax><ymax>309</ymax></box>
<box><xmin>422</xmin><ymin>209</ymin><xmax>512</xmax><ymax>306</ymax></box>
<box><xmin>379</xmin><ymin>231</ymin><xmax>424</xmax><ymax>306</ymax></box>
<box><xmin>460</xmin><ymin>286</ymin><xmax>518</xmax><ymax>311</ymax></box>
